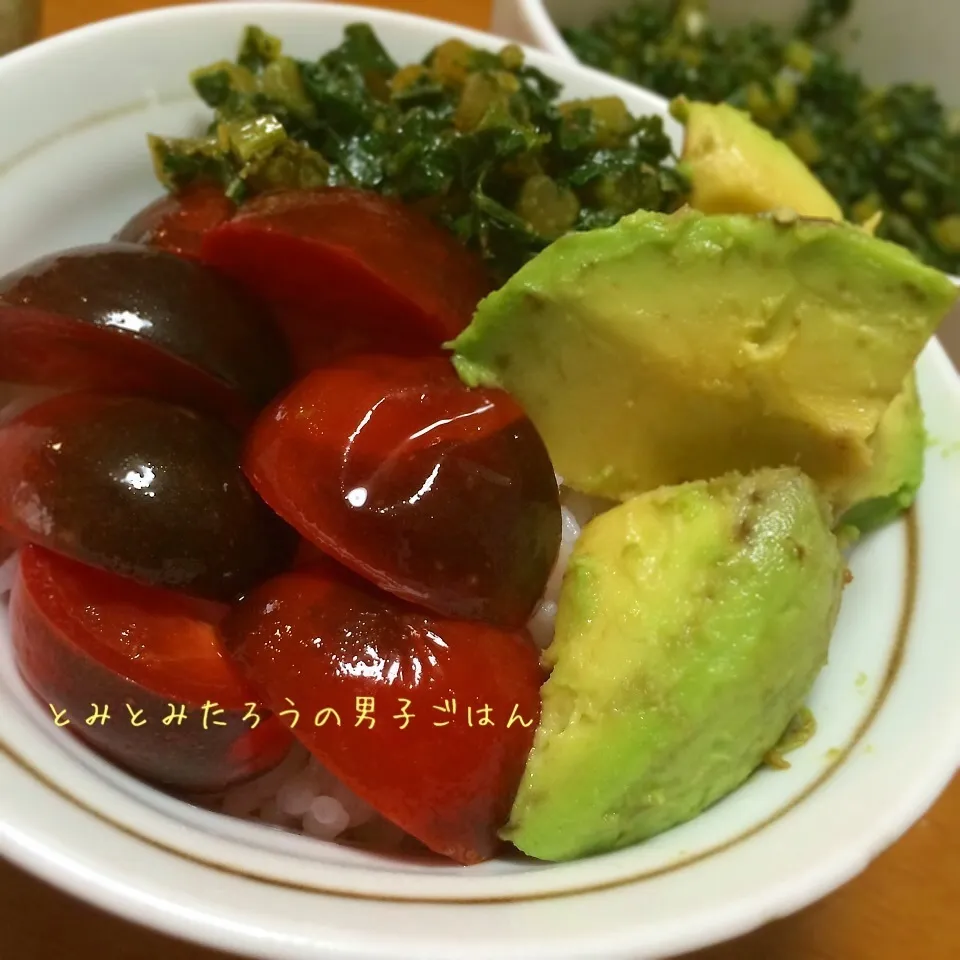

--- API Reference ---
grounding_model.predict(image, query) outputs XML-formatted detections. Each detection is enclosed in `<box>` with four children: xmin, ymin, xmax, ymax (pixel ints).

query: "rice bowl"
<box><xmin>0</xmin><ymin>6</ymin><xmax>958</xmax><ymax>960</ymax></box>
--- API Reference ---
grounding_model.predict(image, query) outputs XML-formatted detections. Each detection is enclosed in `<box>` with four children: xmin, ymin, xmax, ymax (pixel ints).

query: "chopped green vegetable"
<box><xmin>564</xmin><ymin>0</ymin><xmax>960</xmax><ymax>274</ymax></box>
<box><xmin>148</xmin><ymin>23</ymin><xmax>688</xmax><ymax>281</ymax></box>
<box><xmin>237</xmin><ymin>24</ymin><xmax>283</xmax><ymax>73</ymax></box>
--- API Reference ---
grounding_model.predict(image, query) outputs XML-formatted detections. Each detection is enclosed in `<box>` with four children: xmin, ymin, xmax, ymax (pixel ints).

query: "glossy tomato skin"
<box><xmin>223</xmin><ymin>565</ymin><xmax>545</xmax><ymax>864</ymax></box>
<box><xmin>243</xmin><ymin>354</ymin><xmax>561</xmax><ymax>628</ymax></box>
<box><xmin>0</xmin><ymin>393</ymin><xmax>297</xmax><ymax>601</ymax></box>
<box><xmin>11</xmin><ymin>545</ymin><xmax>292</xmax><ymax>793</ymax></box>
<box><xmin>114</xmin><ymin>185</ymin><xmax>236</xmax><ymax>259</ymax></box>
<box><xmin>200</xmin><ymin>188</ymin><xmax>493</xmax><ymax>374</ymax></box>
<box><xmin>0</xmin><ymin>243</ymin><xmax>290</xmax><ymax>423</ymax></box>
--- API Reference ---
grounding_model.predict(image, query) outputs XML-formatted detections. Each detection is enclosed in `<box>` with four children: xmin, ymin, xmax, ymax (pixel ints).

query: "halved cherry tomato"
<box><xmin>0</xmin><ymin>393</ymin><xmax>297</xmax><ymax>601</ymax></box>
<box><xmin>114</xmin><ymin>185</ymin><xmax>236</xmax><ymax>259</ymax></box>
<box><xmin>0</xmin><ymin>243</ymin><xmax>291</xmax><ymax>424</ymax></box>
<box><xmin>200</xmin><ymin>188</ymin><xmax>493</xmax><ymax>374</ymax></box>
<box><xmin>222</xmin><ymin>564</ymin><xmax>545</xmax><ymax>864</ymax></box>
<box><xmin>243</xmin><ymin>354</ymin><xmax>561</xmax><ymax>628</ymax></box>
<box><xmin>11</xmin><ymin>544</ymin><xmax>292</xmax><ymax>792</ymax></box>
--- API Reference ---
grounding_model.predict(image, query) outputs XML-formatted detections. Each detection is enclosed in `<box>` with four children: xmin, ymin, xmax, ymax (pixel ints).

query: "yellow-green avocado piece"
<box><xmin>450</xmin><ymin>208</ymin><xmax>956</xmax><ymax>503</ymax></box>
<box><xmin>836</xmin><ymin>372</ymin><xmax>926</xmax><ymax>533</ymax></box>
<box><xmin>501</xmin><ymin>467</ymin><xmax>845</xmax><ymax>862</ymax></box>
<box><xmin>671</xmin><ymin>98</ymin><xmax>843</xmax><ymax>221</ymax></box>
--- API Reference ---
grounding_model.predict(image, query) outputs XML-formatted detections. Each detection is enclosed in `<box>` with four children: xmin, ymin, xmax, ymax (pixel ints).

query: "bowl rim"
<box><xmin>1</xmin><ymin>5</ymin><xmax>959</xmax><ymax>960</ymax></box>
<box><xmin>501</xmin><ymin>0</ymin><xmax>583</xmax><ymax>61</ymax></box>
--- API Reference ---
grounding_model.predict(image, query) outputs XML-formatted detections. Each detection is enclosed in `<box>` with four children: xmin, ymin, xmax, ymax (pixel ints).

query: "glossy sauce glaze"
<box><xmin>224</xmin><ymin>562</ymin><xmax>545</xmax><ymax>864</ymax></box>
<box><xmin>0</xmin><ymin>393</ymin><xmax>297</xmax><ymax>601</ymax></box>
<box><xmin>243</xmin><ymin>354</ymin><xmax>561</xmax><ymax>627</ymax></box>
<box><xmin>12</xmin><ymin>544</ymin><xmax>292</xmax><ymax>793</ymax></box>
<box><xmin>0</xmin><ymin>243</ymin><xmax>291</xmax><ymax>423</ymax></box>
<box><xmin>200</xmin><ymin>188</ymin><xmax>493</xmax><ymax>373</ymax></box>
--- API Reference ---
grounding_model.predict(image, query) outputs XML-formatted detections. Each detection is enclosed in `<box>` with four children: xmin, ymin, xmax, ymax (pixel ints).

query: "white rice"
<box><xmin>202</xmin><ymin>743</ymin><xmax>379</xmax><ymax>840</ymax></box>
<box><xmin>527</xmin><ymin>481</ymin><xmax>614</xmax><ymax>650</ymax></box>
<box><xmin>185</xmin><ymin>748</ymin><xmax>404</xmax><ymax>847</ymax></box>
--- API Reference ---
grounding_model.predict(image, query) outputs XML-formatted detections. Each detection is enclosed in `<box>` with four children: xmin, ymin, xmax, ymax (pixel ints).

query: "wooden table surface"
<box><xmin>3</xmin><ymin>1</ymin><xmax>958</xmax><ymax>958</ymax></box>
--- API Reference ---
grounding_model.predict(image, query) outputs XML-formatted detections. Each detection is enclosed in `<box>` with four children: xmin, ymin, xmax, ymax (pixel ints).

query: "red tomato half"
<box><xmin>243</xmin><ymin>354</ymin><xmax>561</xmax><ymax>627</ymax></box>
<box><xmin>11</xmin><ymin>544</ymin><xmax>292</xmax><ymax>792</ymax></box>
<box><xmin>0</xmin><ymin>392</ymin><xmax>297</xmax><ymax>602</ymax></box>
<box><xmin>0</xmin><ymin>244</ymin><xmax>291</xmax><ymax>425</ymax></box>
<box><xmin>0</xmin><ymin>305</ymin><xmax>261</xmax><ymax>428</ymax></box>
<box><xmin>114</xmin><ymin>185</ymin><xmax>236</xmax><ymax>259</ymax></box>
<box><xmin>200</xmin><ymin>188</ymin><xmax>493</xmax><ymax>373</ymax></box>
<box><xmin>223</xmin><ymin>564</ymin><xmax>545</xmax><ymax>864</ymax></box>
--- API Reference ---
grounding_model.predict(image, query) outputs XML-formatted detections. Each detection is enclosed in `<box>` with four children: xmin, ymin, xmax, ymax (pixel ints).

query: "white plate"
<box><xmin>0</xmin><ymin>5</ymin><xmax>958</xmax><ymax>960</ymax></box>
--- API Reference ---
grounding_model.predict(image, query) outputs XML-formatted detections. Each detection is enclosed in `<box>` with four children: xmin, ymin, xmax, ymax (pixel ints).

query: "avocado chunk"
<box><xmin>837</xmin><ymin>372</ymin><xmax>925</xmax><ymax>533</ymax></box>
<box><xmin>671</xmin><ymin>98</ymin><xmax>843</xmax><ymax>221</ymax></box>
<box><xmin>451</xmin><ymin>209</ymin><xmax>956</xmax><ymax>503</ymax></box>
<box><xmin>501</xmin><ymin>468</ymin><xmax>844</xmax><ymax>862</ymax></box>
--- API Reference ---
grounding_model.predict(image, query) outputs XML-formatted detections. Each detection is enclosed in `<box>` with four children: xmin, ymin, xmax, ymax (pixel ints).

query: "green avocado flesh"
<box><xmin>451</xmin><ymin>209</ymin><xmax>956</xmax><ymax>503</ymax></box>
<box><xmin>837</xmin><ymin>372</ymin><xmax>925</xmax><ymax>533</ymax></box>
<box><xmin>501</xmin><ymin>467</ymin><xmax>844</xmax><ymax>862</ymax></box>
<box><xmin>671</xmin><ymin>98</ymin><xmax>844</xmax><ymax>221</ymax></box>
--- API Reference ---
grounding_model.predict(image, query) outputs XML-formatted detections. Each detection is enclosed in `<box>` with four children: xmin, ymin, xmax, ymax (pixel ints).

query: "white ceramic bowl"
<box><xmin>492</xmin><ymin>0</ymin><xmax>960</xmax><ymax>107</ymax></box>
<box><xmin>0</xmin><ymin>5</ymin><xmax>958</xmax><ymax>960</ymax></box>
